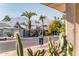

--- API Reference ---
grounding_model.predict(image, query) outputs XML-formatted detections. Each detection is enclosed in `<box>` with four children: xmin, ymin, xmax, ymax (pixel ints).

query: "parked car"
<box><xmin>0</xmin><ymin>37</ymin><xmax>14</xmax><ymax>41</ymax></box>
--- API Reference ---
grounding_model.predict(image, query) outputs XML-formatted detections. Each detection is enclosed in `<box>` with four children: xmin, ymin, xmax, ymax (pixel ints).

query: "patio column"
<box><xmin>66</xmin><ymin>3</ymin><xmax>79</xmax><ymax>56</ymax></box>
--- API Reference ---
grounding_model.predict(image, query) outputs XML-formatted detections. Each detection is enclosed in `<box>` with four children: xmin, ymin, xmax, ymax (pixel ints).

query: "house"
<box><xmin>0</xmin><ymin>21</ymin><xmax>50</xmax><ymax>38</ymax></box>
<box><xmin>0</xmin><ymin>21</ymin><xmax>29</xmax><ymax>38</ymax></box>
<box><xmin>0</xmin><ymin>22</ymin><xmax>14</xmax><ymax>37</ymax></box>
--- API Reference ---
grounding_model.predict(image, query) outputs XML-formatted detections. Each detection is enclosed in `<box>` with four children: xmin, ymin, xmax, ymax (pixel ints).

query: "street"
<box><xmin>0</xmin><ymin>36</ymin><xmax>58</xmax><ymax>53</ymax></box>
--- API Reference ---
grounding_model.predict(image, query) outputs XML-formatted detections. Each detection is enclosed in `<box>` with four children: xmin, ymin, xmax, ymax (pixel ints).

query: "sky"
<box><xmin>0</xmin><ymin>3</ymin><xmax>64</xmax><ymax>24</ymax></box>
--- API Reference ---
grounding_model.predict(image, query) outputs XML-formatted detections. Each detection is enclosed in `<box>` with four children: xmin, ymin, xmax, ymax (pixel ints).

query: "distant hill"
<box><xmin>0</xmin><ymin>16</ymin><xmax>51</xmax><ymax>25</ymax></box>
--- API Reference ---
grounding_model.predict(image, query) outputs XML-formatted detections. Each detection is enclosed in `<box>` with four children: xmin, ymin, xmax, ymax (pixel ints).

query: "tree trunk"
<box><xmin>28</xmin><ymin>20</ymin><xmax>31</xmax><ymax>37</ymax></box>
<box><xmin>42</xmin><ymin>20</ymin><xmax>44</xmax><ymax>37</ymax></box>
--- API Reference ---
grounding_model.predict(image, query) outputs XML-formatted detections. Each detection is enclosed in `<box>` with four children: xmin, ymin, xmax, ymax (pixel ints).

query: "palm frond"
<box><xmin>21</xmin><ymin>11</ymin><xmax>37</xmax><ymax>20</ymax></box>
<box><xmin>39</xmin><ymin>15</ymin><xmax>47</xmax><ymax>20</ymax></box>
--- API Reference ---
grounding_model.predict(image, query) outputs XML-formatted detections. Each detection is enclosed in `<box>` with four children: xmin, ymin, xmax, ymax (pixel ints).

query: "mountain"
<box><xmin>0</xmin><ymin>16</ymin><xmax>51</xmax><ymax>26</ymax></box>
<box><xmin>11</xmin><ymin>17</ymin><xmax>27</xmax><ymax>23</ymax></box>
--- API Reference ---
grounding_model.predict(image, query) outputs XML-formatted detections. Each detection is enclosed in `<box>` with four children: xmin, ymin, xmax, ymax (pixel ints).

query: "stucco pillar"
<box><xmin>66</xmin><ymin>3</ymin><xmax>79</xmax><ymax>56</ymax></box>
<box><xmin>75</xmin><ymin>4</ymin><xmax>79</xmax><ymax>56</ymax></box>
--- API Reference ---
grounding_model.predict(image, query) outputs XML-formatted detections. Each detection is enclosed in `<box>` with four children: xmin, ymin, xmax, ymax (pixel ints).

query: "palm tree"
<box><xmin>2</xmin><ymin>15</ymin><xmax>11</xmax><ymax>21</ymax></box>
<box><xmin>21</xmin><ymin>11</ymin><xmax>37</xmax><ymax>36</ymax></box>
<box><xmin>39</xmin><ymin>15</ymin><xmax>47</xmax><ymax>36</ymax></box>
<box><xmin>35</xmin><ymin>20</ymin><xmax>40</xmax><ymax>29</ymax></box>
<box><xmin>35</xmin><ymin>20</ymin><xmax>40</xmax><ymax>36</ymax></box>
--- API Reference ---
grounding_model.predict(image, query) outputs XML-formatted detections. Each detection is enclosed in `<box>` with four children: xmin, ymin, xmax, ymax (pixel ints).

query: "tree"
<box><xmin>47</xmin><ymin>22</ymin><xmax>53</xmax><ymax>34</ymax></box>
<box><xmin>2</xmin><ymin>15</ymin><xmax>11</xmax><ymax>21</ymax></box>
<box><xmin>61</xmin><ymin>14</ymin><xmax>66</xmax><ymax>33</ymax></box>
<box><xmin>59</xmin><ymin>24</ymin><xmax>65</xmax><ymax>32</ymax></box>
<box><xmin>47</xmin><ymin>17</ymin><xmax>62</xmax><ymax>35</ymax></box>
<box><xmin>35</xmin><ymin>20</ymin><xmax>40</xmax><ymax>29</ymax></box>
<box><xmin>21</xmin><ymin>11</ymin><xmax>37</xmax><ymax>36</ymax></box>
<box><xmin>39</xmin><ymin>15</ymin><xmax>47</xmax><ymax>36</ymax></box>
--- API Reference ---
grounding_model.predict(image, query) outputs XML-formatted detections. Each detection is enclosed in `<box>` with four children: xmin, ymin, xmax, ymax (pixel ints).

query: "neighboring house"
<box><xmin>0</xmin><ymin>21</ymin><xmax>49</xmax><ymax>38</ymax></box>
<box><xmin>15</xmin><ymin>22</ymin><xmax>29</xmax><ymax>37</ymax></box>
<box><xmin>0</xmin><ymin>22</ymin><xmax>29</xmax><ymax>37</ymax></box>
<box><xmin>0</xmin><ymin>22</ymin><xmax>14</xmax><ymax>37</ymax></box>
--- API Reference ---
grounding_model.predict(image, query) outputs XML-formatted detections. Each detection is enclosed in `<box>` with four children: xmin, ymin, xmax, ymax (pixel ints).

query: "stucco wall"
<box><xmin>66</xmin><ymin>3</ymin><xmax>79</xmax><ymax>55</ymax></box>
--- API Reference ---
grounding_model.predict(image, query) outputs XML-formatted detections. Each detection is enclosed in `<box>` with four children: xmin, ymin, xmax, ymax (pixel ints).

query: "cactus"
<box><xmin>16</xmin><ymin>34</ymin><xmax>23</xmax><ymax>56</ymax></box>
<box><xmin>15</xmin><ymin>32</ymin><xmax>73</xmax><ymax>56</ymax></box>
<box><xmin>67</xmin><ymin>43</ymin><xmax>73</xmax><ymax>56</ymax></box>
<box><xmin>48</xmin><ymin>36</ymin><xmax>60</xmax><ymax>56</ymax></box>
<box><xmin>60</xmin><ymin>33</ymin><xmax>68</xmax><ymax>56</ymax></box>
<box><xmin>27</xmin><ymin>48</ymin><xmax>33</xmax><ymax>56</ymax></box>
<box><xmin>39</xmin><ymin>49</ymin><xmax>46</xmax><ymax>56</ymax></box>
<box><xmin>34</xmin><ymin>50</ymin><xmax>40</xmax><ymax>56</ymax></box>
<box><xmin>48</xmin><ymin>32</ymin><xmax>73</xmax><ymax>56</ymax></box>
<box><xmin>48</xmin><ymin>36</ymin><xmax>54</xmax><ymax>55</ymax></box>
<box><xmin>59</xmin><ymin>32</ymin><xmax>73</xmax><ymax>56</ymax></box>
<box><xmin>27</xmin><ymin>48</ymin><xmax>45</xmax><ymax>56</ymax></box>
